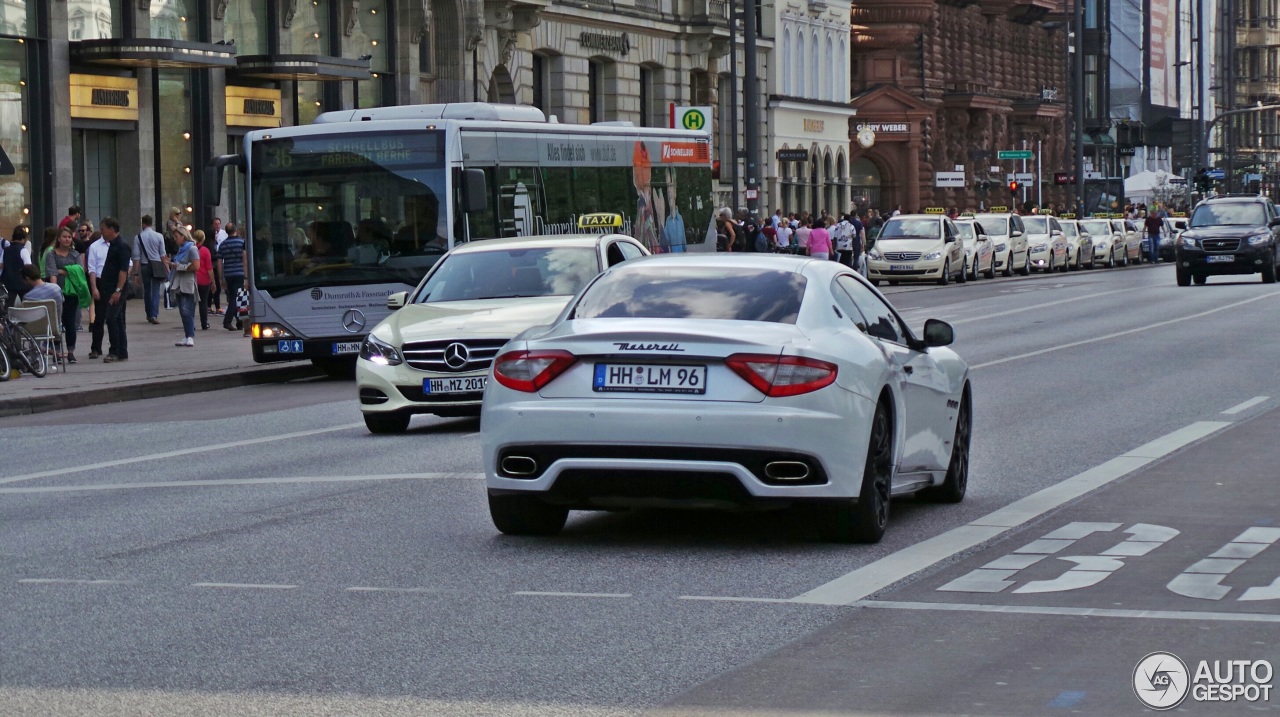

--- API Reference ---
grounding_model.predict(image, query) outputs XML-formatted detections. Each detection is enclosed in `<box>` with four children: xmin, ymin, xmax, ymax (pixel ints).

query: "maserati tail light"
<box><xmin>725</xmin><ymin>353</ymin><xmax>838</xmax><ymax>397</ymax></box>
<box><xmin>492</xmin><ymin>350</ymin><xmax>577</xmax><ymax>392</ymax></box>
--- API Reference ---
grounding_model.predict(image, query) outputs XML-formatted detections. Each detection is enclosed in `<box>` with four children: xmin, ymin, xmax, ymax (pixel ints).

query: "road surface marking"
<box><xmin>678</xmin><ymin>595</ymin><xmax>798</xmax><ymax>604</ymax></box>
<box><xmin>859</xmin><ymin>600</ymin><xmax>1280</xmax><ymax>624</ymax></box>
<box><xmin>1168</xmin><ymin>527</ymin><xmax>1280</xmax><ymax>601</ymax></box>
<box><xmin>0</xmin><ymin>423</ymin><xmax>364</xmax><ymax>486</ymax></box>
<box><xmin>970</xmin><ymin>292</ymin><xmax>1280</xmax><ymax>369</ymax></box>
<box><xmin>191</xmin><ymin>582</ymin><xmax>298</xmax><ymax>590</ymax></box>
<box><xmin>513</xmin><ymin>591</ymin><xmax>632</xmax><ymax>598</ymax></box>
<box><xmin>1222</xmin><ymin>396</ymin><xmax>1269</xmax><ymax>415</ymax></box>
<box><xmin>346</xmin><ymin>586</ymin><xmax>447</xmax><ymax>594</ymax></box>
<box><xmin>790</xmin><ymin>421</ymin><xmax>1230</xmax><ymax>606</ymax></box>
<box><xmin>18</xmin><ymin>578</ymin><xmax>135</xmax><ymax>585</ymax></box>
<box><xmin>0</xmin><ymin>473</ymin><xmax>484</xmax><ymax>494</ymax></box>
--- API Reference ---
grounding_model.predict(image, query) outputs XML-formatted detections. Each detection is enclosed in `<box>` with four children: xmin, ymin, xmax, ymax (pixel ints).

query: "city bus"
<box><xmin>205</xmin><ymin>102</ymin><xmax>716</xmax><ymax>373</ymax></box>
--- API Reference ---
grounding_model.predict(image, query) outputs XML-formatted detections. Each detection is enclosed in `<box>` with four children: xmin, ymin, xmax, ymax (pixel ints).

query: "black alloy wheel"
<box><xmin>921</xmin><ymin>388</ymin><xmax>970</xmax><ymax>503</ymax></box>
<box><xmin>818</xmin><ymin>401</ymin><xmax>893</xmax><ymax>543</ymax></box>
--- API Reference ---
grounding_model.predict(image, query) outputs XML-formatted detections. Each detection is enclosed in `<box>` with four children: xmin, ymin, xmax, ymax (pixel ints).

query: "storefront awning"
<box><xmin>233</xmin><ymin>55</ymin><xmax>371</xmax><ymax>81</ymax></box>
<box><xmin>1086</xmin><ymin>132</ymin><xmax>1116</xmax><ymax>146</ymax></box>
<box><xmin>70</xmin><ymin>39</ymin><xmax>237</xmax><ymax>69</ymax></box>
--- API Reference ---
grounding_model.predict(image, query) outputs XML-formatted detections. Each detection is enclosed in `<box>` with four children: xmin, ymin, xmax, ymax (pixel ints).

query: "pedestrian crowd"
<box><xmin>712</xmin><ymin>206</ymin><xmax>891</xmax><ymax>274</ymax></box>
<box><xmin>0</xmin><ymin>205</ymin><xmax>249</xmax><ymax>367</ymax></box>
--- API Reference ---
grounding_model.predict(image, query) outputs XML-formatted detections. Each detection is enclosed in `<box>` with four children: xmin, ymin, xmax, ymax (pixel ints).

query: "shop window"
<box><xmin>156</xmin><ymin>69</ymin><xmax>194</xmax><ymax>231</ymax></box>
<box><xmin>295</xmin><ymin>80</ymin><xmax>325</xmax><ymax>125</ymax></box>
<box><xmin>224</xmin><ymin>0</ymin><xmax>269</xmax><ymax>55</ymax></box>
<box><xmin>68</xmin><ymin>0</ymin><xmax>124</xmax><ymax>40</ymax></box>
<box><xmin>284</xmin><ymin>0</ymin><xmax>329</xmax><ymax>55</ymax></box>
<box><xmin>588</xmin><ymin>61</ymin><xmax>603</xmax><ymax>123</ymax></box>
<box><xmin>639</xmin><ymin>66</ymin><xmax>652</xmax><ymax>127</ymax></box>
<box><xmin>0</xmin><ymin>39</ymin><xmax>29</xmax><ymax>240</ymax></box>
<box><xmin>347</xmin><ymin>0</ymin><xmax>391</xmax><ymax>107</ymax></box>
<box><xmin>532</xmin><ymin>54</ymin><xmax>547</xmax><ymax>112</ymax></box>
<box><xmin>150</xmin><ymin>0</ymin><xmax>197</xmax><ymax>42</ymax></box>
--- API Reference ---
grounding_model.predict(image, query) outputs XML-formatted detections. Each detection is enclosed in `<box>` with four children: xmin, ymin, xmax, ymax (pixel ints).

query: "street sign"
<box><xmin>1015</xmin><ymin>172</ymin><xmax>1034</xmax><ymax>182</ymax></box>
<box><xmin>1207</xmin><ymin>169</ymin><xmax>1226</xmax><ymax>179</ymax></box>
<box><xmin>671</xmin><ymin>105</ymin><xmax>712</xmax><ymax>133</ymax></box>
<box><xmin>934</xmin><ymin>171</ymin><xmax>966</xmax><ymax>188</ymax></box>
<box><xmin>744</xmin><ymin>189</ymin><xmax>758</xmax><ymax>200</ymax></box>
<box><xmin>998</xmin><ymin>150</ymin><xmax>1034</xmax><ymax>160</ymax></box>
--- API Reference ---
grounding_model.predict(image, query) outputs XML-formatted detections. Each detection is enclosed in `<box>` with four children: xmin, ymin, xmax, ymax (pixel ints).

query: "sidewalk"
<box><xmin>0</xmin><ymin>298</ymin><xmax>320</xmax><ymax>417</ymax></box>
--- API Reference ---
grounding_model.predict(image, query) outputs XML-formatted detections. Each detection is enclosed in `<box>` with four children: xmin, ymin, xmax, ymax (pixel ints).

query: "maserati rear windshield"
<box><xmin>575</xmin><ymin>267</ymin><xmax>806</xmax><ymax>323</ymax></box>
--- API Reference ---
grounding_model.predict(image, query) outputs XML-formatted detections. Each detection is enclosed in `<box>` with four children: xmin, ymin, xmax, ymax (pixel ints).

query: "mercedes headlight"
<box><xmin>923</xmin><ymin>252</ymin><xmax>942</xmax><ymax>261</ymax></box>
<box><xmin>869</xmin><ymin>248</ymin><xmax>883</xmax><ymax>260</ymax></box>
<box><xmin>1097</xmin><ymin>241</ymin><xmax>1109</xmax><ymax>250</ymax></box>
<box><xmin>359</xmin><ymin>334</ymin><xmax>403</xmax><ymax>366</ymax></box>
<box><xmin>1031</xmin><ymin>244</ymin><xmax>1047</xmax><ymax>253</ymax></box>
<box><xmin>994</xmin><ymin>243</ymin><xmax>1007</xmax><ymax>252</ymax></box>
<box><xmin>1248</xmin><ymin>234</ymin><xmax>1270</xmax><ymax>245</ymax></box>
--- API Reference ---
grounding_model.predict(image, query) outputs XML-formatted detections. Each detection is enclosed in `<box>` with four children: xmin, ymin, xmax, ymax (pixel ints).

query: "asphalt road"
<box><xmin>3</xmin><ymin>261</ymin><xmax>1279</xmax><ymax>716</ymax></box>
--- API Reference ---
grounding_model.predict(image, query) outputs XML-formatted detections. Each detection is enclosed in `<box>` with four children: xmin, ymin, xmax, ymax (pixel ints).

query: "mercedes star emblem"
<box><xmin>341</xmin><ymin>309</ymin><xmax>366</xmax><ymax>333</ymax></box>
<box><xmin>443</xmin><ymin>342</ymin><xmax>470</xmax><ymax>370</ymax></box>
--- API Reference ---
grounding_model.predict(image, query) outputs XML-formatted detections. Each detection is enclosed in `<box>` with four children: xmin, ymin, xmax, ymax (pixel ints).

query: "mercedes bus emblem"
<box><xmin>341</xmin><ymin>309</ymin><xmax>366</xmax><ymax>333</ymax></box>
<box><xmin>443</xmin><ymin>342</ymin><xmax>470</xmax><ymax>369</ymax></box>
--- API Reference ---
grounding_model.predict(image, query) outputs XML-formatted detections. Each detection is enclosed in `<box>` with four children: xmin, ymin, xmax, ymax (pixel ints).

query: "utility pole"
<box><xmin>729</xmin><ymin>0</ymin><xmax>741</xmax><ymax>211</ymax></box>
<box><xmin>743</xmin><ymin>0</ymin><xmax>760</xmax><ymax>217</ymax></box>
<box><xmin>1073</xmin><ymin>0</ymin><xmax>1086</xmax><ymax>214</ymax></box>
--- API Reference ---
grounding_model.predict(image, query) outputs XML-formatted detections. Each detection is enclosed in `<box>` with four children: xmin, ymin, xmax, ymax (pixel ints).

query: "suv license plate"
<box><xmin>593</xmin><ymin>364</ymin><xmax>707</xmax><ymax>395</ymax></box>
<box><xmin>333</xmin><ymin>341</ymin><xmax>362</xmax><ymax>355</ymax></box>
<box><xmin>1206</xmin><ymin>255</ymin><xmax>1235</xmax><ymax>263</ymax></box>
<box><xmin>425</xmin><ymin>376</ymin><xmax>487</xmax><ymax>394</ymax></box>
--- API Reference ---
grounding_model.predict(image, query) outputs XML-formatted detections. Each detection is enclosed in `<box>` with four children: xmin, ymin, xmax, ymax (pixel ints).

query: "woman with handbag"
<box><xmin>170</xmin><ymin>226</ymin><xmax>200</xmax><ymax>347</ymax></box>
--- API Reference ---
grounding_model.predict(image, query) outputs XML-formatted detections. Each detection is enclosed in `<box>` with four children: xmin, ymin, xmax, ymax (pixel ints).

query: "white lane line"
<box><xmin>0</xmin><ymin>422</ymin><xmax>363</xmax><ymax>486</ymax></box>
<box><xmin>790</xmin><ymin>420</ymin><xmax>1231</xmax><ymax>606</ymax></box>
<box><xmin>0</xmin><ymin>473</ymin><xmax>484</xmax><ymax>494</ymax></box>
<box><xmin>860</xmin><ymin>600</ymin><xmax>1280</xmax><ymax>624</ymax></box>
<box><xmin>513</xmin><ymin>591</ymin><xmax>632</xmax><ymax>598</ymax></box>
<box><xmin>191</xmin><ymin>582</ymin><xmax>297</xmax><ymax>590</ymax></box>
<box><xmin>948</xmin><ymin>286</ymin><xmax>1145</xmax><ymax>326</ymax></box>
<box><xmin>678</xmin><ymin>595</ymin><xmax>798</xmax><ymax>604</ymax></box>
<box><xmin>970</xmin><ymin>291</ymin><xmax>1280</xmax><ymax>369</ymax></box>
<box><xmin>1222</xmin><ymin>396</ymin><xmax>1269</xmax><ymax>415</ymax></box>
<box><xmin>346</xmin><ymin>586</ymin><xmax>445</xmax><ymax>594</ymax></box>
<box><xmin>18</xmin><ymin>578</ymin><xmax>135</xmax><ymax>585</ymax></box>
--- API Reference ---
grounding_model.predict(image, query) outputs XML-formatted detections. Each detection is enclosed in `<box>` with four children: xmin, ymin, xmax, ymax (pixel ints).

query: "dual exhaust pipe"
<box><xmin>501</xmin><ymin>455</ymin><xmax>812</xmax><ymax>482</ymax></box>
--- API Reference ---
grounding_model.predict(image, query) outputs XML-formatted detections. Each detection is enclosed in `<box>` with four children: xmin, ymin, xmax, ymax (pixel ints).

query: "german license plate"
<box><xmin>1206</xmin><ymin>255</ymin><xmax>1235</xmax><ymax>263</ymax></box>
<box><xmin>593</xmin><ymin>363</ymin><xmax>707</xmax><ymax>394</ymax></box>
<box><xmin>332</xmin><ymin>341</ymin><xmax>362</xmax><ymax>355</ymax></box>
<box><xmin>889</xmin><ymin>264</ymin><xmax>913</xmax><ymax>271</ymax></box>
<box><xmin>425</xmin><ymin>376</ymin><xmax>487</xmax><ymax>394</ymax></box>
<box><xmin>278</xmin><ymin>340</ymin><xmax>304</xmax><ymax>353</ymax></box>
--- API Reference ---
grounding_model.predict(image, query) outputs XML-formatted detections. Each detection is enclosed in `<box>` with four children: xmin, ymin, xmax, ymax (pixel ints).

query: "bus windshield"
<box><xmin>250</xmin><ymin>130</ymin><xmax>448</xmax><ymax>295</ymax></box>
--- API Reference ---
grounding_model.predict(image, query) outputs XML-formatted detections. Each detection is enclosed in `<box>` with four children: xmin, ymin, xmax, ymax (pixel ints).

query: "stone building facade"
<box><xmin>846</xmin><ymin>0</ymin><xmax>1071</xmax><ymax>212</ymax></box>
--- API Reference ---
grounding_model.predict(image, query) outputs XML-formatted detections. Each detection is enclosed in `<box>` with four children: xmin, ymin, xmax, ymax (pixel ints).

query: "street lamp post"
<box><xmin>1073</xmin><ymin>0</ymin><xmax>1086</xmax><ymax>214</ymax></box>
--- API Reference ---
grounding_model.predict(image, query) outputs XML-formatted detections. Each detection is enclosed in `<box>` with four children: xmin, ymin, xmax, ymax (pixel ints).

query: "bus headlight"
<box><xmin>360</xmin><ymin>335</ymin><xmax>403</xmax><ymax>366</ymax></box>
<box><xmin>253</xmin><ymin>323</ymin><xmax>293</xmax><ymax>339</ymax></box>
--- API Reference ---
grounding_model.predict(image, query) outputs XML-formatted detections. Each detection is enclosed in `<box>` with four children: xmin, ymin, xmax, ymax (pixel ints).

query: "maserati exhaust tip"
<box><xmin>764</xmin><ymin>461</ymin><xmax>811</xmax><ymax>481</ymax></box>
<box><xmin>501</xmin><ymin>455</ymin><xmax>538</xmax><ymax>476</ymax></box>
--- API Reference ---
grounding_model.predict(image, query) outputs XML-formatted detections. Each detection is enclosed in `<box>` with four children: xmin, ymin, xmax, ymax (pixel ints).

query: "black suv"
<box><xmin>1176</xmin><ymin>195</ymin><xmax>1280</xmax><ymax>285</ymax></box>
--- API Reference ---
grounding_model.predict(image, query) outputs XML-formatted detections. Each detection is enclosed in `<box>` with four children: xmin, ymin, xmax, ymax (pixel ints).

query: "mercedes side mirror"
<box><xmin>944</xmin><ymin>235</ymin><xmax>956</xmax><ymax>243</ymax></box>
<box><xmin>387</xmin><ymin>291</ymin><xmax>407</xmax><ymax>310</ymax></box>
<box><xmin>1011</xmin><ymin>230</ymin><xmax>1024</xmax><ymax>238</ymax></box>
<box><xmin>922</xmin><ymin>318</ymin><xmax>954</xmax><ymax>348</ymax></box>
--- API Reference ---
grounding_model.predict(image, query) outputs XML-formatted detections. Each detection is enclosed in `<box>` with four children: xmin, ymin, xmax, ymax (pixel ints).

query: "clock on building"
<box><xmin>856</xmin><ymin>127</ymin><xmax>876</xmax><ymax>149</ymax></box>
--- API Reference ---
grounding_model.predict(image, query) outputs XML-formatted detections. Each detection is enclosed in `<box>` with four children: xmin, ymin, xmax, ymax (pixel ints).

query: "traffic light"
<box><xmin>1009</xmin><ymin>180</ymin><xmax>1019</xmax><ymax>197</ymax></box>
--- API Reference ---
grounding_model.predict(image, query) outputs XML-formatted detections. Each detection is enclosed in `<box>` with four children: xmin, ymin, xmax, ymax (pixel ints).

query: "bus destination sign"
<box><xmin>255</xmin><ymin>132</ymin><xmax>444</xmax><ymax>174</ymax></box>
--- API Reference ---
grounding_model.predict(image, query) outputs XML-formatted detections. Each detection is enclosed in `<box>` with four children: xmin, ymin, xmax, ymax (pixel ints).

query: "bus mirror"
<box><xmin>463</xmin><ymin>168</ymin><xmax>488</xmax><ymax>213</ymax></box>
<box><xmin>387</xmin><ymin>291</ymin><xmax>407</xmax><ymax>310</ymax></box>
<box><xmin>203</xmin><ymin>154</ymin><xmax>245</xmax><ymax>207</ymax></box>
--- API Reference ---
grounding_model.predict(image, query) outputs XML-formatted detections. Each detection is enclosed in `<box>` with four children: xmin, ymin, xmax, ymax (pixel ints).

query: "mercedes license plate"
<box><xmin>425</xmin><ymin>376</ymin><xmax>487</xmax><ymax>394</ymax></box>
<box><xmin>593</xmin><ymin>363</ymin><xmax>707</xmax><ymax>395</ymax></box>
<box><xmin>1206</xmin><ymin>255</ymin><xmax>1235</xmax><ymax>263</ymax></box>
<box><xmin>889</xmin><ymin>264</ymin><xmax>913</xmax><ymax>271</ymax></box>
<box><xmin>332</xmin><ymin>341</ymin><xmax>362</xmax><ymax>355</ymax></box>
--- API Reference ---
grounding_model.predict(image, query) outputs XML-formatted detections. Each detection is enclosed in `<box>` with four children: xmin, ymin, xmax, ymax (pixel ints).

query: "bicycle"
<box><xmin>0</xmin><ymin>288</ymin><xmax>47</xmax><ymax>378</ymax></box>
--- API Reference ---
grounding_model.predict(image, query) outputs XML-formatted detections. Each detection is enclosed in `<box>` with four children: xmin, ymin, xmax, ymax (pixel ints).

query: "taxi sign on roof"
<box><xmin>923</xmin><ymin>207</ymin><xmax>946</xmax><ymax>214</ymax></box>
<box><xmin>1040</xmin><ymin>210</ymin><xmax>1054</xmax><ymax>216</ymax></box>
<box><xmin>988</xmin><ymin>206</ymin><xmax>1009</xmax><ymax>212</ymax></box>
<box><xmin>1061</xmin><ymin>213</ymin><xmax>1077</xmax><ymax>218</ymax></box>
<box><xmin>577</xmin><ymin>213</ymin><xmax>624</xmax><ymax>229</ymax></box>
<box><xmin>959</xmin><ymin>212</ymin><xmax>975</xmax><ymax>217</ymax></box>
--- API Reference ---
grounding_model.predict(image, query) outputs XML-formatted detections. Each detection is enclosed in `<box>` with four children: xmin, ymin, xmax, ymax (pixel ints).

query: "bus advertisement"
<box><xmin>206</xmin><ymin>103</ymin><xmax>716</xmax><ymax>373</ymax></box>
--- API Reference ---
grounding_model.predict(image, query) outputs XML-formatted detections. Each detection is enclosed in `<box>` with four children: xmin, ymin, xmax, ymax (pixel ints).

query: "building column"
<box><xmin>46</xmin><ymin>1</ymin><xmax>73</xmax><ymax>226</ymax></box>
<box><xmin>907</xmin><ymin>141</ymin><xmax>922</xmax><ymax>212</ymax></box>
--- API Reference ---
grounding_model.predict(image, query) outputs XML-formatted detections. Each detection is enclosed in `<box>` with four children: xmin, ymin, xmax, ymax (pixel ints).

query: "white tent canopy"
<box><xmin>1125</xmin><ymin>170</ymin><xmax>1184</xmax><ymax>200</ymax></box>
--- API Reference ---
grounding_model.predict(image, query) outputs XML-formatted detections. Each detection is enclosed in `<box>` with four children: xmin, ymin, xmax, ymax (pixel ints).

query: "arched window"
<box><xmin>794</xmin><ymin>30</ymin><xmax>805</xmax><ymax>93</ymax></box>
<box><xmin>809</xmin><ymin>30</ymin><xmax>819</xmax><ymax>98</ymax></box>
<box><xmin>826</xmin><ymin>34</ymin><xmax>835</xmax><ymax>100</ymax></box>
<box><xmin>782</xmin><ymin>26</ymin><xmax>792</xmax><ymax>90</ymax></box>
<box><xmin>838</xmin><ymin>37</ymin><xmax>848</xmax><ymax>101</ymax></box>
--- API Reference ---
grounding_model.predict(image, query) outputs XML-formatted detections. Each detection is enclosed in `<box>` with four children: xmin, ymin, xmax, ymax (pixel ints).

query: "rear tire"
<box><xmin>1107</xmin><ymin>251</ymin><xmax>1115</xmax><ymax>268</ymax></box>
<box><xmin>817</xmin><ymin>401</ymin><xmax>892</xmax><ymax>543</ymax></box>
<box><xmin>488</xmin><ymin>493</ymin><xmax>569</xmax><ymax>536</ymax></box>
<box><xmin>920</xmin><ymin>388</ymin><xmax>970</xmax><ymax>503</ymax></box>
<box><xmin>956</xmin><ymin>259</ymin><xmax>967</xmax><ymax>283</ymax></box>
<box><xmin>363</xmin><ymin>412</ymin><xmax>410</xmax><ymax>434</ymax></box>
<box><xmin>1001</xmin><ymin>253</ymin><xmax>1014</xmax><ymax>277</ymax></box>
<box><xmin>984</xmin><ymin>257</ymin><xmax>997</xmax><ymax>279</ymax></box>
<box><xmin>1017</xmin><ymin>251</ymin><xmax>1031</xmax><ymax>276</ymax></box>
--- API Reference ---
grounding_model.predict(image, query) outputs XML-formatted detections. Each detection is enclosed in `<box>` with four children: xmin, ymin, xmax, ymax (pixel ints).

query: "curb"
<box><xmin>0</xmin><ymin>363</ymin><xmax>324</xmax><ymax>418</ymax></box>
